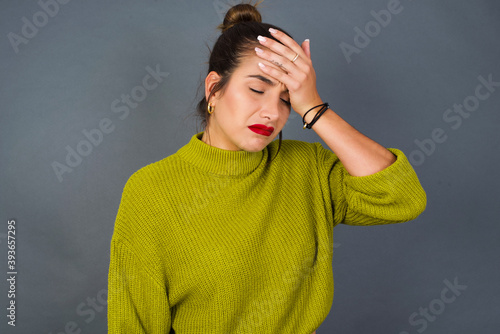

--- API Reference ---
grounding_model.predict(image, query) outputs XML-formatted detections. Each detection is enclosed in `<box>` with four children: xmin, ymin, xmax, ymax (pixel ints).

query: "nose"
<box><xmin>260</xmin><ymin>96</ymin><xmax>281</xmax><ymax>121</ymax></box>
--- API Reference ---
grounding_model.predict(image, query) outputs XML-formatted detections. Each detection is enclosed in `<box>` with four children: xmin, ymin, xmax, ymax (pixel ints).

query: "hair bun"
<box><xmin>218</xmin><ymin>3</ymin><xmax>262</xmax><ymax>32</ymax></box>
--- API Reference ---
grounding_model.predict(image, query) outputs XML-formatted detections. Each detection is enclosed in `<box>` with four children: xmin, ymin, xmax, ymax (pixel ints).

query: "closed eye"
<box><xmin>250</xmin><ymin>88</ymin><xmax>263</xmax><ymax>94</ymax></box>
<box><xmin>250</xmin><ymin>88</ymin><xmax>291</xmax><ymax>106</ymax></box>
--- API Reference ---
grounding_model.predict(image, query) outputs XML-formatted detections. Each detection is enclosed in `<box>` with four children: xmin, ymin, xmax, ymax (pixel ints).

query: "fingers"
<box><xmin>255</xmin><ymin>29</ymin><xmax>318</xmax><ymax>111</ymax></box>
<box><xmin>257</xmin><ymin>62</ymin><xmax>295</xmax><ymax>89</ymax></box>
<box><xmin>258</xmin><ymin>31</ymin><xmax>304</xmax><ymax>65</ymax></box>
<box><xmin>254</xmin><ymin>46</ymin><xmax>294</xmax><ymax>75</ymax></box>
<box><xmin>302</xmin><ymin>39</ymin><xmax>311</xmax><ymax>59</ymax></box>
<box><xmin>268</xmin><ymin>28</ymin><xmax>304</xmax><ymax>58</ymax></box>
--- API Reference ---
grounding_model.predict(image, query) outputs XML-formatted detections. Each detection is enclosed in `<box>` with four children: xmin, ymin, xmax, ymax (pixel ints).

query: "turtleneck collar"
<box><xmin>176</xmin><ymin>132</ymin><xmax>267</xmax><ymax>176</ymax></box>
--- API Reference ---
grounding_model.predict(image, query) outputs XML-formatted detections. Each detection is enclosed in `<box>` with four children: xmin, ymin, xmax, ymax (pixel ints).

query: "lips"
<box><xmin>248</xmin><ymin>124</ymin><xmax>274</xmax><ymax>136</ymax></box>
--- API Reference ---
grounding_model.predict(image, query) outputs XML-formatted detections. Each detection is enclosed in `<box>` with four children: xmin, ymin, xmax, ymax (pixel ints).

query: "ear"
<box><xmin>205</xmin><ymin>71</ymin><xmax>222</xmax><ymax>103</ymax></box>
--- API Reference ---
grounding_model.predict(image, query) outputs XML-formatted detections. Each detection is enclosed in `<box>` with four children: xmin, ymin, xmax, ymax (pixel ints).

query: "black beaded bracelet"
<box><xmin>302</xmin><ymin>102</ymin><xmax>329</xmax><ymax>129</ymax></box>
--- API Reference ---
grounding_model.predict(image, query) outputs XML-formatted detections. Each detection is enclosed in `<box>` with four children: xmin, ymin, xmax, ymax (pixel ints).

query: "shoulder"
<box><xmin>113</xmin><ymin>154</ymin><xmax>183</xmax><ymax>234</ymax></box>
<box><xmin>120</xmin><ymin>153</ymin><xmax>184</xmax><ymax>198</ymax></box>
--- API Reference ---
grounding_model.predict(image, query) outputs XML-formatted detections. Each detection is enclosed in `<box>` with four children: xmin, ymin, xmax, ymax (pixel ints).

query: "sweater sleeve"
<box><xmin>108</xmin><ymin>238</ymin><xmax>171</xmax><ymax>333</ymax></box>
<box><xmin>108</xmin><ymin>172</ymin><xmax>172</xmax><ymax>333</ymax></box>
<box><xmin>316</xmin><ymin>144</ymin><xmax>427</xmax><ymax>226</ymax></box>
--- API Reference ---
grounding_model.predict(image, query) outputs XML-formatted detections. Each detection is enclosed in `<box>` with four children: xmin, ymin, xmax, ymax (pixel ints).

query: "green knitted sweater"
<box><xmin>108</xmin><ymin>132</ymin><xmax>426</xmax><ymax>333</ymax></box>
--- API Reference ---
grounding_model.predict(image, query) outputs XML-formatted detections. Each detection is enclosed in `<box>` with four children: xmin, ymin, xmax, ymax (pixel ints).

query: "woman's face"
<box><xmin>202</xmin><ymin>53</ymin><xmax>291</xmax><ymax>152</ymax></box>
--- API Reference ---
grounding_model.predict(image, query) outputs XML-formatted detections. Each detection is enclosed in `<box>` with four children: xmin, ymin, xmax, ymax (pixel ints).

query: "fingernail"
<box><xmin>269</xmin><ymin>28</ymin><xmax>278</xmax><ymax>34</ymax></box>
<box><xmin>305</xmin><ymin>39</ymin><xmax>310</xmax><ymax>43</ymax></box>
<box><xmin>257</xmin><ymin>35</ymin><xmax>266</xmax><ymax>42</ymax></box>
<box><xmin>255</xmin><ymin>47</ymin><xmax>264</xmax><ymax>54</ymax></box>
<box><xmin>258</xmin><ymin>62</ymin><xmax>266</xmax><ymax>69</ymax></box>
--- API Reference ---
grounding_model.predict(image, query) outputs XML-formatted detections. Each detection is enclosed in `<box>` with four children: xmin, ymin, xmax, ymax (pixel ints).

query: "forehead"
<box><xmin>234</xmin><ymin>54</ymin><xmax>288</xmax><ymax>91</ymax></box>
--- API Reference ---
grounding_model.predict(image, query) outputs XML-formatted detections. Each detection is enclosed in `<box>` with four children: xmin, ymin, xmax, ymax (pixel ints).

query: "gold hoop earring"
<box><xmin>207</xmin><ymin>103</ymin><xmax>214</xmax><ymax>114</ymax></box>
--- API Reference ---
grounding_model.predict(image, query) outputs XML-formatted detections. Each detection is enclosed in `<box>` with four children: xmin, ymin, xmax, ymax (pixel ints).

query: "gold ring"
<box><xmin>291</xmin><ymin>53</ymin><xmax>299</xmax><ymax>63</ymax></box>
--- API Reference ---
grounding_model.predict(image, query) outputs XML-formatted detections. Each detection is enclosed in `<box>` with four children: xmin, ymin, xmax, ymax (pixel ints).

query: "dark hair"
<box><xmin>196</xmin><ymin>2</ymin><xmax>293</xmax><ymax>163</ymax></box>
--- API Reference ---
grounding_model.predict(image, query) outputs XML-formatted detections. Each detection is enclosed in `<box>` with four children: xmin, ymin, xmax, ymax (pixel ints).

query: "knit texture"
<box><xmin>108</xmin><ymin>132</ymin><xmax>426</xmax><ymax>333</ymax></box>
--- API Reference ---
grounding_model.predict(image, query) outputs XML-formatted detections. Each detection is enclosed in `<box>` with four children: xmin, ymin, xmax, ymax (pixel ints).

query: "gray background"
<box><xmin>1</xmin><ymin>0</ymin><xmax>499</xmax><ymax>333</ymax></box>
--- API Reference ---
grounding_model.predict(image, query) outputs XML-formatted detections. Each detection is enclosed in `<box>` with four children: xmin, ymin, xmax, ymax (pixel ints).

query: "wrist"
<box><xmin>302</xmin><ymin>105</ymin><xmax>321</xmax><ymax>124</ymax></box>
<box><xmin>302</xmin><ymin>102</ymin><xmax>329</xmax><ymax>129</ymax></box>
<box><xmin>295</xmin><ymin>97</ymin><xmax>324</xmax><ymax>118</ymax></box>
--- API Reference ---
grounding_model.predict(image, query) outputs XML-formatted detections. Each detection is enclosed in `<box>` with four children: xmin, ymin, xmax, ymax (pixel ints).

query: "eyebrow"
<box><xmin>246</xmin><ymin>74</ymin><xmax>289</xmax><ymax>93</ymax></box>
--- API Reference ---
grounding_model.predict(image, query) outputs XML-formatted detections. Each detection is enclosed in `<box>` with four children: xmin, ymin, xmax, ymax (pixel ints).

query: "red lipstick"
<box><xmin>248</xmin><ymin>124</ymin><xmax>274</xmax><ymax>136</ymax></box>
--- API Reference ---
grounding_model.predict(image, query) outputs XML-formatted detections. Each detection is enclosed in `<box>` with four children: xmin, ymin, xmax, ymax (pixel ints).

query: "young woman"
<box><xmin>108</xmin><ymin>3</ymin><xmax>426</xmax><ymax>333</ymax></box>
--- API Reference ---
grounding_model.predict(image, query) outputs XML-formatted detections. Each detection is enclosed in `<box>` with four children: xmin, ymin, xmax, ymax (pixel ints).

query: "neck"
<box><xmin>176</xmin><ymin>132</ymin><xmax>266</xmax><ymax>176</ymax></box>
